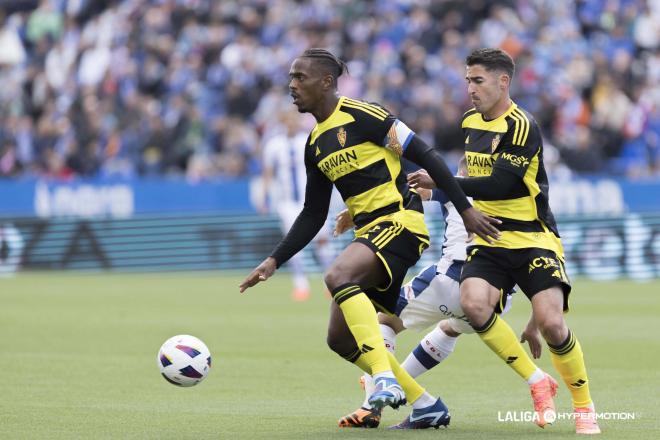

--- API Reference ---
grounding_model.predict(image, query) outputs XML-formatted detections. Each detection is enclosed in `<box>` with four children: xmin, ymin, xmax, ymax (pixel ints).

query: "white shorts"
<box><xmin>395</xmin><ymin>259</ymin><xmax>512</xmax><ymax>334</ymax></box>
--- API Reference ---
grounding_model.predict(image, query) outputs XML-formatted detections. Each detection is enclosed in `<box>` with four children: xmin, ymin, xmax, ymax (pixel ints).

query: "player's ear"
<box><xmin>500</xmin><ymin>73</ymin><xmax>510</xmax><ymax>91</ymax></box>
<box><xmin>321</xmin><ymin>74</ymin><xmax>334</xmax><ymax>91</ymax></box>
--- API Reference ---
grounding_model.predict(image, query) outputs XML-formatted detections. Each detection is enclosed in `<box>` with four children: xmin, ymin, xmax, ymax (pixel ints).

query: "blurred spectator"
<box><xmin>0</xmin><ymin>0</ymin><xmax>658</xmax><ymax>181</ymax></box>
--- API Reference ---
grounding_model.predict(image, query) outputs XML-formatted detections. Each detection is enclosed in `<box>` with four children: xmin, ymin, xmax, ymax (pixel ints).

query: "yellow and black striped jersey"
<box><xmin>461</xmin><ymin>101</ymin><xmax>563</xmax><ymax>256</ymax></box>
<box><xmin>305</xmin><ymin>96</ymin><xmax>428</xmax><ymax>239</ymax></box>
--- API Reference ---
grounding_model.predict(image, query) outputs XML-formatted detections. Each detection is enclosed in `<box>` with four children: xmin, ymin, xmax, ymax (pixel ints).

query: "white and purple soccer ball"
<box><xmin>157</xmin><ymin>335</ymin><xmax>212</xmax><ymax>387</ymax></box>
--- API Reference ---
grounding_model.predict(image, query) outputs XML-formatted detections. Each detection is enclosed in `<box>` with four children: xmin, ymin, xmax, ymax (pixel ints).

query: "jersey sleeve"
<box><xmin>351</xmin><ymin>101</ymin><xmax>415</xmax><ymax>156</ymax></box>
<box><xmin>493</xmin><ymin>117</ymin><xmax>542</xmax><ymax>178</ymax></box>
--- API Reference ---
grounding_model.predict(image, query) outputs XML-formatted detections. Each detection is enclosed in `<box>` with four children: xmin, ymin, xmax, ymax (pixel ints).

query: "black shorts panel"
<box><xmin>461</xmin><ymin>246</ymin><xmax>571</xmax><ymax>311</ymax></box>
<box><xmin>354</xmin><ymin>221</ymin><xmax>427</xmax><ymax>314</ymax></box>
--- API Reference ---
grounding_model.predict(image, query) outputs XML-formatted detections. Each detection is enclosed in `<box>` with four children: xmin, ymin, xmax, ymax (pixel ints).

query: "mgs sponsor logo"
<box><xmin>500</xmin><ymin>152</ymin><xmax>530</xmax><ymax>168</ymax></box>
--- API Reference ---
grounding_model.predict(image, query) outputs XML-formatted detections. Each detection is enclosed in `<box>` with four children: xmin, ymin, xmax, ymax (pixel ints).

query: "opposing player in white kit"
<box><xmin>261</xmin><ymin>112</ymin><xmax>334</xmax><ymax>301</ymax></box>
<box><xmin>335</xmin><ymin>160</ymin><xmax>525</xmax><ymax>429</ymax></box>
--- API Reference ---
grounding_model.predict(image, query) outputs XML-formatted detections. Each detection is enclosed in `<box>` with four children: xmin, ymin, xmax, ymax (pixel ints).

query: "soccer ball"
<box><xmin>157</xmin><ymin>335</ymin><xmax>212</xmax><ymax>387</ymax></box>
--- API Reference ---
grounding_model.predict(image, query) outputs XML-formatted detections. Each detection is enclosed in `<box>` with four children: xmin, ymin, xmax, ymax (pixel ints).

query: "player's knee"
<box><xmin>537</xmin><ymin>314</ymin><xmax>567</xmax><ymax>344</ymax></box>
<box><xmin>324</xmin><ymin>266</ymin><xmax>358</xmax><ymax>294</ymax></box>
<box><xmin>461</xmin><ymin>296</ymin><xmax>494</xmax><ymax>329</ymax></box>
<box><xmin>323</xmin><ymin>268</ymin><xmax>343</xmax><ymax>292</ymax></box>
<box><xmin>378</xmin><ymin>313</ymin><xmax>404</xmax><ymax>333</ymax></box>
<box><xmin>439</xmin><ymin>320</ymin><xmax>461</xmax><ymax>338</ymax></box>
<box><xmin>460</xmin><ymin>291</ymin><xmax>486</xmax><ymax>316</ymax></box>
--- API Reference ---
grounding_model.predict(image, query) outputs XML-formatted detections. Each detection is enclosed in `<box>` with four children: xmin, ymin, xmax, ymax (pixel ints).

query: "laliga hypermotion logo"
<box><xmin>544</xmin><ymin>409</ymin><xmax>557</xmax><ymax>424</ymax></box>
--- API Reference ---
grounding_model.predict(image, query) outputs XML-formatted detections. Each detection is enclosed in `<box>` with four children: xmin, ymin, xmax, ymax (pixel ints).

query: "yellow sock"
<box><xmin>475</xmin><ymin>313</ymin><xmax>538</xmax><ymax>380</ymax></box>
<box><xmin>549</xmin><ymin>330</ymin><xmax>592</xmax><ymax>408</ymax></box>
<box><xmin>387</xmin><ymin>351</ymin><xmax>425</xmax><ymax>404</ymax></box>
<box><xmin>333</xmin><ymin>284</ymin><xmax>390</xmax><ymax>374</ymax></box>
<box><xmin>348</xmin><ymin>348</ymin><xmax>372</xmax><ymax>374</ymax></box>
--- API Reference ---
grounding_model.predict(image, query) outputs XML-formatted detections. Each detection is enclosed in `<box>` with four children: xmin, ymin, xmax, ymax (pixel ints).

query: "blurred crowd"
<box><xmin>0</xmin><ymin>0</ymin><xmax>658</xmax><ymax>181</ymax></box>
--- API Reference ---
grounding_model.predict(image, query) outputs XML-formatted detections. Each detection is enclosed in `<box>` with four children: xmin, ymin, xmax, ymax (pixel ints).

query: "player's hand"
<box><xmin>520</xmin><ymin>322</ymin><xmax>543</xmax><ymax>359</ymax></box>
<box><xmin>334</xmin><ymin>209</ymin><xmax>355</xmax><ymax>236</ymax></box>
<box><xmin>417</xmin><ymin>187</ymin><xmax>433</xmax><ymax>201</ymax></box>
<box><xmin>407</xmin><ymin>169</ymin><xmax>437</xmax><ymax>190</ymax></box>
<box><xmin>460</xmin><ymin>207</ymin><xmax>501</xmax><ymax>244</ymax></box>
<box><xmin>239</xmin><ymin>257</ymin><xmax>277</xmax><ymax>293</ymax></box>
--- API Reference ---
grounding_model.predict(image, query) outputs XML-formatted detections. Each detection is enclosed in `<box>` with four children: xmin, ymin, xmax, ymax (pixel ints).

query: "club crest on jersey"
<box><xmin>491</xmin><ymin>134</ymin><xmax>501</xmax><ymax>152</ymax></box>
<box><xmin>386</xmin><ymin>125</ymin><xmax>403</xmax><ymax>156</ymax></box>
<box><xmin>337</xmin><ymin>127</ymin><xmax>347</xmax><ymax>147</ymax></box>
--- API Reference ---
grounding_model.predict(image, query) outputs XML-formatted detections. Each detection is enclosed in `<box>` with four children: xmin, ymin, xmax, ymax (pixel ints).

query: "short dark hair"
<box><xmin>466</xmin><ymin>48</ymin><xmax>515</xmax><ymax>79</ymax></box>
<box><xmin>300</xmin><ymin>48</ymin><xmax>348</xmax><ymax>86</ymax></box>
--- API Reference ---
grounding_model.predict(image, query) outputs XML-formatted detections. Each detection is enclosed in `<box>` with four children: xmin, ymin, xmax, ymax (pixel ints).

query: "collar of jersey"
<box><xmin>310</xmin><ymin>96</ymin><xmax>353</xmax><ymax>144</ymax></box>
<box><xmin>478</xmin><ymin>101</ymin><xmax>517</xmax><ymax>127</ymax></box>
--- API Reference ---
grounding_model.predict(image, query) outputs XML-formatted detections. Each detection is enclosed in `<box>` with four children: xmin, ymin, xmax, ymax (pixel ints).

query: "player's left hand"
<box><xmin>334</xmin><ymin>209</ymin><xmax>355</xmax><ymax>236</ymax></box>
<box><xmin>239</xmin><ymin>256</ymin><xmax>277</xmax><ymax>293</ymax></box>
<box><xmin>407</xmin><ymin>169</ymin><xmax>436</xmax><ymax>190</ymax></box>
<box><xmin>520</xmin><ymin>324</ymin><xmax>543</xmax><ymax>359</ymax></box>
<box><xmin>417</xmin><ymin>187</ymin><xmax>433</xmax><ymax>201</ymax></box>
<box><xmin>460</xmin><ymin>207</ymin><xmax>501</xmax><ymax>244</ymax></box>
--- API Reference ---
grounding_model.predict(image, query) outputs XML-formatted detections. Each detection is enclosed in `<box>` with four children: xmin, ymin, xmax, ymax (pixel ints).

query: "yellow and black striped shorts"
<box><xmin>354</xmin><ymin>221</ymin><xmax>429</xmax><ymax>314</ymax></box>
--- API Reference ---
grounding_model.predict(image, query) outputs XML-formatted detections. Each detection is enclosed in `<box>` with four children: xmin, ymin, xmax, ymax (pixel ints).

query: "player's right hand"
<box><xmin>520</xmin><ymin>324</ymin><xmax>543</xmax><ymax>359</ymax></box>
<box><xmin>239</xmin><ymin>257</ymin><xmax>277</xmax><ymax>293</ymax></box>
<box><xmin>460</xmin><ymin>207</ymin><xmax>501</xmax><ymax>244</ymax></box>
<box><xmin>334</xmin><ymin>209</ymin><xmax>355</xmax><ymax>236</ymax></box>
<box><xmin>407</xmin><ymin>169</ymin><xmax>437</xmax><ymax>190</ymax></box>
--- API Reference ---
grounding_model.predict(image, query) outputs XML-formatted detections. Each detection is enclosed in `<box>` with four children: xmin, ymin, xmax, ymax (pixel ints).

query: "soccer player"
<box><xmin>409</xmin><ymin>48</ymin><xmax>601</xmax><ymax>435</ymax></box>
<box><xmin>260</xmin><ymin>110</ymin><xmax>334</xmax><ymax>301</ymax></box>
<box><xmin>334</xmin><ymin>160</ymin><xmax>520</xmax><ymax>429</ymax></box>
<box><xmin>239</xmin><ymin>48</ymin><xmax>500</xmax><ymax>424</ymax></box>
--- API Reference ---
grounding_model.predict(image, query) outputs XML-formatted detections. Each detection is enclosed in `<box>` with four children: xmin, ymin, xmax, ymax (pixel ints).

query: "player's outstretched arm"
<box><xmin>239</xmin><ymin>163</ymin><xmax>332</xmax><ymax>293</ymax></box>
<box><xmin>403</xmin><ymin>135</ymin><xmax>501</xmax><ymax>243</ymax></box>
<box><xmin>239</xmin><ymin>256</ymin><xmax>277</xmax><ymax>293</ymax></box>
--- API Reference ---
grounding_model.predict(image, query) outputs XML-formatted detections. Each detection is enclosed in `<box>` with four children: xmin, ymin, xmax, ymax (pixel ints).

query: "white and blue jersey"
<box><xmin>262</xmin><ymin>132</ymin><xmax>308</xmax><ymax>209</ymax></box>
<box><xmin>395</xmin><ymin>188</ymin><xmax>511</xmax><ymax>334</ymax></box>
<box><xmin>263</xmin><ymin>131</ymin><xmax>309</xmax><ymax>232</ymax></box>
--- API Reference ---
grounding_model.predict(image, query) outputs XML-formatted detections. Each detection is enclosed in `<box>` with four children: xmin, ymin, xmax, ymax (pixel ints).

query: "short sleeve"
<box><xmin>360</xmin><ymin>108</ymin><xmax>397</xmax><ymax>146</ymax></box>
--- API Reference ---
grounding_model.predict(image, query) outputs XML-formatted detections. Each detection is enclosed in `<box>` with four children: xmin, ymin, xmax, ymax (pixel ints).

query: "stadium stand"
<box><xmin>0</xmin><ymin>0</ymin><xmax>657</xmax><ymax>181</ymax></box>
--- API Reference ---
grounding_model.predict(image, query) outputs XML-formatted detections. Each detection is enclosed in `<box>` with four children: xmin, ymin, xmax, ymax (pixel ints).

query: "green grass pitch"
<box><xmin>1</xmin><ymin>272</ymin><xmax>659</xmax><ymax>439</ymax></box>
